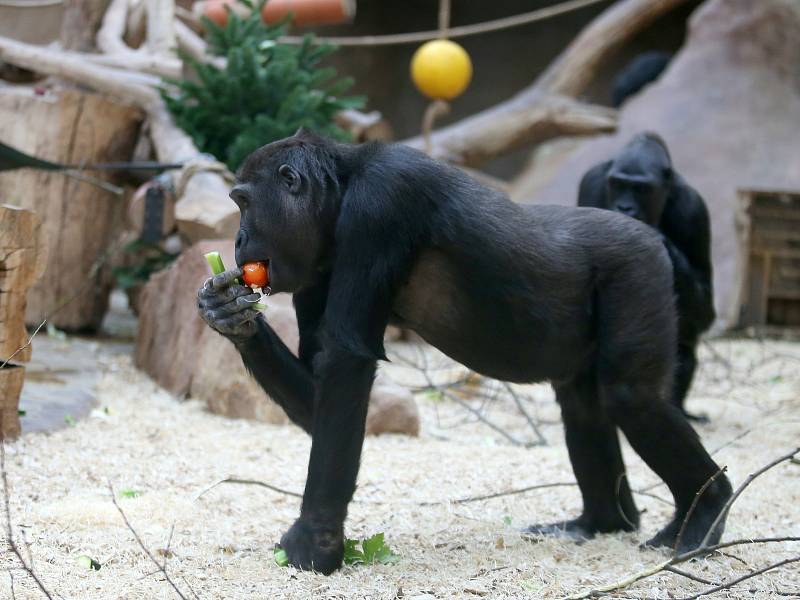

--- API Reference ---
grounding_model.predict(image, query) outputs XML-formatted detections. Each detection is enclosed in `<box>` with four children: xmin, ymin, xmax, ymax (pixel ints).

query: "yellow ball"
<box><xmin>410</xmin><ymin>39</ymin><xmax>473</xmax><ymax>101</ymax></box>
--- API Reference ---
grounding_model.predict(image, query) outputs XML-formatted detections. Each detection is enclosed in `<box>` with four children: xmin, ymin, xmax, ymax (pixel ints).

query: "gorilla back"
<box><xmin>197</xmin><ymin>130</ymin><xmax>732</xmax><ymax>574</ymax></box>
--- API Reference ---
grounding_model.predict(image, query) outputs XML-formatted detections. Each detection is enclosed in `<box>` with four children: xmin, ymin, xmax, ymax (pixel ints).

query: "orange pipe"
<box><xmin>262</xmin><ymin>0</ymin><xmax>355</xmax><ymax>27</ymax></box>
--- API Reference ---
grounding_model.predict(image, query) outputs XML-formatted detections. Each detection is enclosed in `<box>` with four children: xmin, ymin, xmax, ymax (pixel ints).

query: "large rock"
<box><xmin>519</xmin><ymin>0</ymin><xmax>800</xmax><ymax>331</ymax></box>
<box><xmin>135</xmin><ymin>240</ymin><xmax>420</xmax><ymax>435</ymax></box>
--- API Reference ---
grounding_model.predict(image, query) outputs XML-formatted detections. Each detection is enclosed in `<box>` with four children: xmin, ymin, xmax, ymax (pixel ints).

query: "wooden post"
<box><xmin>0</xmin><ymin>205</ymin><xmax>46</xmax><ymax>440</ymax></box>
<box><xmin>0</xmin><ymin>87</ymin><xmax>143</xmax><ymax>331</ymax></box>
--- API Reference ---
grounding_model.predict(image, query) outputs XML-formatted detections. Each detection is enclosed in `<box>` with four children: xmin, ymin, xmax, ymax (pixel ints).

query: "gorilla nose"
<box><xmin>235</xmin><ymin>229</ymin><xmax>248</xmax><ymax>250</ymax></box>
<box><xmin>617</xmin><ymin>204</ymin><xmax>637</xmax><ymax>216</ymax></box>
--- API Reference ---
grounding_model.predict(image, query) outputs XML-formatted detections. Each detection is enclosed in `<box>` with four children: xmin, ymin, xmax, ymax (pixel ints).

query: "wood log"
<box><xmin>96</xmin><ymin>0</ymin><xmax>181</xmax><ymax>79</ymax></box>
<box><xmin>0</xmin><ymin>205</ymin><xmax>44</xmax><ymax>441</ymax></box>
<box><xmin>405</xmin><ymin>0</ymin><xmax>693</xmax><ymax>166</ymax></box>
<box><xmin>145</xmin><ymin>0</ymin><xmax>176</xmax><ymax>56</ymax></box>
<box><xmin>0</xmin><ymin>364</ymin><xmax>24</xmax><ymax>440</ymax></box>
<box><xmin>0</xmin><ymin>205</ymin><xmax>46</xmax><ymax>362</ymax></box>
<box><xmin>60</xmin><ymin>0</ymin><xmax>111</xmax><ymax>51</ymax></box>
<box><xmin>0</xmin><ymin>87</ymin><xmax>143</xmax><ymax>331</ymax></box>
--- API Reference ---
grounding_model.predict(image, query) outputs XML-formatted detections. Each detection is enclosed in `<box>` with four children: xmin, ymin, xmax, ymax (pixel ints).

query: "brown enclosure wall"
<box><xmin>308</xmin><ymin>0</ymin><xmax>701</xmax><ymax>178</ymax></box>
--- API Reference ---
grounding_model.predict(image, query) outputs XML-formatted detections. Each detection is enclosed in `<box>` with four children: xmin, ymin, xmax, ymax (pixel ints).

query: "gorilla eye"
<box><xmin>278</xmin><ymin>164</ymin><xmax>301</xmax><ymax>193</ymax></box>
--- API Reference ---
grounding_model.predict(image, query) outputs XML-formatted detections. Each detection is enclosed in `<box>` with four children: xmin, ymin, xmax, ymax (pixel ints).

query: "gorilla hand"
<box><xmin>197</xmin><ymin>268</ymin><xmax>262</xmax><ymax>342</ymax></box>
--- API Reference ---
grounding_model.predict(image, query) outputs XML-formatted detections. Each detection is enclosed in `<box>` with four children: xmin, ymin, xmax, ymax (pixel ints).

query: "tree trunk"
<box><xmin>0</xmin><ymin>88</ymin><xmax>143</xmax><ymax>331</ymax></box>
<box><xmin>0</xmin><ymin>205</ymin><xmax>45</xmax><ymax>440</ymax></box>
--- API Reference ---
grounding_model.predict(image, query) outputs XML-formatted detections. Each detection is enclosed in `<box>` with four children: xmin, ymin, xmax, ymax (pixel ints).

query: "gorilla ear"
<box><xmin>278</xmin><ymin>164</ymin><xmax>302</xmax><ymax>194</ymax></box>
<box><xmin>294</xmin><ymin>126</ymin><xmax>315</xmax><ymax>139</ymax></box>
<box><xmin>663</xmin><ymin>165</ymin><xmax>673</xmax><ymax>183</ymax></box>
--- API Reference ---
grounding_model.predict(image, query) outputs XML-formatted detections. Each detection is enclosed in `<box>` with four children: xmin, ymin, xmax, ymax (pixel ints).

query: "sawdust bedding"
<box><xmin>2</xmin><ymin>338</ymin><xmax>799</xmax><ymax>599</ymax></box>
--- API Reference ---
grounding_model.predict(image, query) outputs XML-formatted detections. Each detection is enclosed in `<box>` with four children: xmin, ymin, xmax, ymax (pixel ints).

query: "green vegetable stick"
<box><xmin>274</xmin><ymin>548</ymin><xmax>289</xmax><ymax>567</ymax></box>
<box><xmin>204</xmin><ymin>251</ymin><xmax>267</xmax><ymax>311</ymax></box>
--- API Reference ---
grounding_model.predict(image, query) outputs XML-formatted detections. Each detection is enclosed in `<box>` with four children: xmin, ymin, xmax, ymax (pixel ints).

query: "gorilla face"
<box><xmin>231</xmin><ymin>130</ymin><xmax>340</xmax><ymax>293</ymax></box>
<box><xmin>605</xmin><ymin>133</ymin><xmax>673</xmax><ymax>227</ymax></box>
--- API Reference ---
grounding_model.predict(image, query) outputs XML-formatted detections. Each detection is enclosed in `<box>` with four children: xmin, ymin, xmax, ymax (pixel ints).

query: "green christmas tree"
<box><xmin>162</xmin><ymin>0</ymin><xmax>364</xmax><ymax>170</ymax></box>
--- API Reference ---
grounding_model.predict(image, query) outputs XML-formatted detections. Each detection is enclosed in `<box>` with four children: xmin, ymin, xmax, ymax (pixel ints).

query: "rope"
<box><xmin>174</xmin><ymin>156</ymin><xmax>235</xmax><ymax>199</ymax></box>
<box><xmin>438</xmin><ymin>0</ymin><xmax>451</xmax><ymax>37</ymax></box>
<box><xmin>277</xmin><ymin>0</ymin><xmax>611</xmax><ymax>47</ymax></box>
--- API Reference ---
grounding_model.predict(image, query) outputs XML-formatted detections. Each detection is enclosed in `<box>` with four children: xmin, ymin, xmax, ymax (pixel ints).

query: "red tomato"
<box><xmin>242</xmin><ymin>261</ymin><xmax>269</xmax><ymax>288</ymax></box>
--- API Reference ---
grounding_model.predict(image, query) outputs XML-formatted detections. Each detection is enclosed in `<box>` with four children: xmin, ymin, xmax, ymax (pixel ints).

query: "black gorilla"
<box><xmin>611</xmin><ymin>51</ymin><xmax>672</xmax><ymax>108</ymax></box>
<box><xmin>197</xmin><ymin>129</ymin><xmax>731</xmax><ymax>574</ymax></box>
<box><xmin>577</xmin><ymin>132</ymin><xmax>715</xmax><ymax>422</ymax></box>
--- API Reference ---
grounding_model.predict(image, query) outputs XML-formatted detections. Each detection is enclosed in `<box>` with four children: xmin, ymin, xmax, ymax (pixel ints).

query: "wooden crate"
<box><xmin>738</xmin><ymin>189</ymin><xmax>800</xmax><ymax>330</ymax></box>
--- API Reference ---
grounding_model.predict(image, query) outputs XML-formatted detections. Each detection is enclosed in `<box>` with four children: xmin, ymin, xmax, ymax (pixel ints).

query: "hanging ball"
<box><xmin>410</xmin><ymin>39</ymin><xmax>473</xmax><ymax>101</ymax></box>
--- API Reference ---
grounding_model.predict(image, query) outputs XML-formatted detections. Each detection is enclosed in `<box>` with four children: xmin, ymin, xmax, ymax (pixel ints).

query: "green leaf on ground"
<box><xmin>119</xmin><ymin>489</ymin><xmax>141</xmax><ymax>499</ymax></box>
<box><xmin>76</xmin><ymin>555</ymin><xmax>101</xmax><ymax>570</ymax></box>
<box><xmin>64</xmin><ymin>414</ymin><xmax>76</xmax><ymax>426</ymax></box>
<box><xmin>273</xmin><ymin>547</ymin><xmax>289</xmax><ymax>567</ymax></box>
<box><xmin>345</xmin><ymin>533</ymin><xmax>399</xmax><ymax>566</ymax></box>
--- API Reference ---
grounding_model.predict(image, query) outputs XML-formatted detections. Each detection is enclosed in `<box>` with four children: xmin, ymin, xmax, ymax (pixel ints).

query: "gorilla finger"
<box><xmin>211</xmin><ymin>268</ymin><xmax>244</xmax><ymax>290</ymax></box>
<box><xmin>216</xmin><ymin>294</ymin><xmax>263</xmax><ymax>315</ymax></box>
<box><xmin>198</xmin><ymin>284</ymin><xmax>253</xmax><ymax>308</ymax></box>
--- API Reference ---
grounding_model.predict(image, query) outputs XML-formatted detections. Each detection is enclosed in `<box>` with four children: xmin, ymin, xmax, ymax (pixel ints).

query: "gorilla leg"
<box><xmin>601</xmin><ymin>382</ymin><xmax>731</xmax><ymax>552</ymax></box>
<box><xmin>594</xmin><ymin>271</ymin><xmax>731</xmax><ymax>552</ymax></box>
<box><xmin>673</xmin><ymin>341</ymin><xmax>708</xmax><ymax>423</ymax></box>
<box><xmin>525</xmin><ymin>374</ymin><xmax>639</xmax><ymax>541</ymax></box>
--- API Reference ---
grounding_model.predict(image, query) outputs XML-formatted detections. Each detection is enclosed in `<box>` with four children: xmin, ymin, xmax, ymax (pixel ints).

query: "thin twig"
<box><xmin>503</xmin><ymin>382</ymin><xmax>547</xmax><ymax>446</ymax></box>
<box><xmin>566</xmin><ymin>536</ymin><xmax>800</xmax><ymax>599</ymax></box>
<box><xmin>663</xmin><ymin>565</ymin><xmax>716</xmax><ymax>585</ymax></box>
<box><xmin>194</xmin><ymin>477</ymin><xmax>302</xmax><ymax>501</ymax></box>
<box><xmin>181</xmin><ymin>576</ymin><xmax>201</xmax><ymax>600</ymax></box>
<box><xmin>1</xmin><ymin>443</ymin><xmax>54</xmax><ymax>600</ymax></box>
<box><xmin>441</xmin><ymin>388</ymin><xmax>530</xmax><ymax>446</ymax></box>
<box><xmin>699</xmin><ymin>447</ymin><xmax>799</xmax><ymax>549</ymax></box>
<box><xmin>108</xmin><ymin>482</ymin><xmax>188</xmax><ymax>600</ymax></box>
<box><xmin>673</xmin><ymin>466</ymin><xmax>727</xmax><ymax>554</ymax></box>
<box><xmin>0</xmin><ymin>320</ymin><xmax>47</xmax><ymax>370</ymax></box>
<box><xmin>421</xmin><ymin>481</ymin><xmax>576</xmax><ymax>506</ymax></box>
<box><xmin>161</xmin><ymin>523</ymin><xmax>176</xmax><ymax>571</ymax></box>
<box><xmin>673</xmin><ymin>555</ymin><xmax>800</xmax><ymax>600</ymax></box>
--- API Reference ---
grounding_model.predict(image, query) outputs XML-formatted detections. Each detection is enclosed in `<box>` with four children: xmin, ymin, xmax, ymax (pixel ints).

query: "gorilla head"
<box><xmin>230</xmin><ymin>129</ymin><xmax>341</xmax><ymax>294</ymax></box>
<box><xmin>605</xmin><ymin>132</ymin><xmax>672</xmax><ymax>226</ymax></box>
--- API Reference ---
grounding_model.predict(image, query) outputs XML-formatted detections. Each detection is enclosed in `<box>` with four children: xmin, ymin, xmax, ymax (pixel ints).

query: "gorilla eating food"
<box><xmin>197</xmin><ymin>129</ymin><xmax>731</xmax><ymax>574</ymax></box>
<box><xmin>577</xmin><ymin>132</ymin><xmax>715</xmax><ymax>422</ymax></box>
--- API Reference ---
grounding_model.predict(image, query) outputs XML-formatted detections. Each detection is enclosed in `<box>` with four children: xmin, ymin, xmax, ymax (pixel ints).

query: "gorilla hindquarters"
<box><xmin>197</xmin><ymin>130</ymin><xmax>731</xmax><ymax>574</ymax></box>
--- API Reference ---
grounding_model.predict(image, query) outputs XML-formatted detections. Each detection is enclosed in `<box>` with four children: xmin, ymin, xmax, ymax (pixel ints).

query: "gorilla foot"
<box><xmin>278</xmin><ymin>518</ymin><xmax>344</xmax><ymax>575</ymax></box>
<box><xmin>522</xmin><ymin>518</ymin><xmax>598</xmax><ymax>544</ymax></box>
<box><xmin>643</xmin><ymin>479</ymin><xmax>731</xmax><ymax>554</ymax></box>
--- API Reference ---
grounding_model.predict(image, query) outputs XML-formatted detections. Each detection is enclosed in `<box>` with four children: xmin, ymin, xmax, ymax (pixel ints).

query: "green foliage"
<box><xmin>162</xmin><ymin>0</ymin><xmax>364</xmax><ymax>171</ymax></box>
<box><xmin>112</xmin><ymin>240</ymin><xmax>178</xmax><ymax>290</ymax></box>
<box><xmin>343</xmin><ymin>533</ymin><xmax>400</xmax><ymax>566</ymax></box>
<box><xmin>119</xmin><ymin>488</ymin><xmax>141</xmax><ymax>499</ymax></box>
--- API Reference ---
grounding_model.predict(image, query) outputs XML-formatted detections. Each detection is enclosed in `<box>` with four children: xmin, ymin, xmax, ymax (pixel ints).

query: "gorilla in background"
<box><xmin>611</xmin><ymin>51</ymin><xmax>672</xmax><ymax>107</ymax></box>
<box><xmin>197</xmin><ymin>129</ymin><xmax>730</xmax><ymax>574</ymax></box>
<box><xmin>578</xmin><ymin>132</ymin><xmax>715</xmax><ymax>422</ymax></box>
